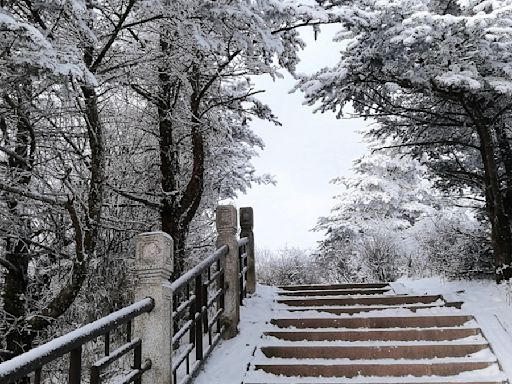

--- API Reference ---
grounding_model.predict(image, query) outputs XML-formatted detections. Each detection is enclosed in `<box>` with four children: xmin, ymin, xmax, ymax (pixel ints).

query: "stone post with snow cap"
<box><xmin>133</xmin><ymin>232</ymin><xmax>173</xmax><ymax>384</ymax></box>
<box><xmin>216</xmin><ymin>205</ymin><xmax>240</xmax><ymax>339</ymax></box>
<box><xmin>240</xmin><ymin>207</ymin><xmax>256</xmax><ymax>295</ymax></box>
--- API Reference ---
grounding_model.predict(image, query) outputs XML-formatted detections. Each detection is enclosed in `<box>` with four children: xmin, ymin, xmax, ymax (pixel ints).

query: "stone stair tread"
<box><xmin>242</xmin><ymin>376</ymin><xmax>508</xmax><ymax>384</ymax></box>
<box><xmin>271</xmin><ymin>316</ymin><xmax>477</xmax><ymax>330</ymax></box>
<box><xmin>244</xmin><ymin>381</ymin><xmax>506</xmax><ymax>384</ymax></box>
<box><xmin>277</xmin><ymin>295</ymin><xmax>444</xmax><ymax>306</ymax></box>
<box><xmin>243</xmin><ymin>371</ymin><xmax>507</xmax><ymax>384</ymax></box>
<box><xmin>252</xmin><ymin>361</ymin><xmax>497</xmax><ymax>378</ymax></box>
<box><xmin>259</xmin><ymin>339</ymin><xmax>489</xmax><ymax>347</ymax></box>
<box><xmin>277</xmin><ymin>288</ymin><xmax>392</xmax><ymax>296</ymax></box>
<box><xmin>265</xmin><ymin>326</ymin><xmax>482</xmax><ymax>332</ymax></box>
<box><xmin>279</xmin><ymin>283</ymin><xmax>391</xmax><ymax>291</ymax></box>
<box><xmin>252</xmin><ymin>353</ymin><xmax>497</xmax><ymax>365</ymax></box>
<box><xmin>243</xmin><ymin>369</ymin><xmax>507</xmax><ymax>384</ymax></box>
<box><xmin>282</xmin><ymin>304</ymin><xmax>449</xmax><ymax>314</ymax></box>
<box><xmin>263</xmin><ymin>328</ymin><xmax>483</xmax><ymax>341</ymax></box>
<box><xmin>258</xmin><ymin>343</ymin><xmax>490</xmax><ymax>359</ymax></box>
<box><xmin>244</xmin><ymin>365</ymin><xmax>505</xmax><ymax>383</ymax></box>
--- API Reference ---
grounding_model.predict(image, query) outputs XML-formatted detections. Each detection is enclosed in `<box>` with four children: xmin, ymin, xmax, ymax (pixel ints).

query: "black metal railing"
<box><xmin>0</xmin><ymin>298</ymin><xmax>154</xmax><ymax>384</ymax></box>
<box><xmin>238</xmin><ymin>237</ymin><xmax>249</xmax><ymax>305</ymax></box>
<box><xmin>169</xmin><ymin>245</ymin><xmax>228</xmax><ymax>384</ymax></box>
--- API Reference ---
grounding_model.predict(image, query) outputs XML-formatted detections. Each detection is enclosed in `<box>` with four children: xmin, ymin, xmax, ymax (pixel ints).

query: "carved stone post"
<box><xmin>216</xmin><ymin>205</ymin><xmax>240</xmax><ymax>339</ymax></box>
<box><xmin>133</xmin><ymin>232</ymin><xmax>173</xmax><ymax>384</ymax></box>
<box><xmin>240</xmin><ymin>207</ymin><xmax>256</xmax><ymax>295</ymax></box>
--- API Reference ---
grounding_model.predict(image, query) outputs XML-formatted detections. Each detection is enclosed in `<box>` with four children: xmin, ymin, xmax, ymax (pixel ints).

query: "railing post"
<box><xmin>133</xmin><ymin>232</ymin><xmax>173</xmax><ymax>384</ymax></box>
<box><xmin>215</xmin><ymin>205</ymin><xmax>240</xmax><ymax>339</ymax></box>
<box><xmin>240</xmin><ymin>207</ymin><xmax>256</xmax><ymax>295</ymax></box>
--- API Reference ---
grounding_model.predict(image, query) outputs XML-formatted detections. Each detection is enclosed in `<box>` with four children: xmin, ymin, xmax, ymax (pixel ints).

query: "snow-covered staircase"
<box><xmin>243</xmin><ymin>282</ymin><xmax>508</xmax><ymax>384</ymax></box>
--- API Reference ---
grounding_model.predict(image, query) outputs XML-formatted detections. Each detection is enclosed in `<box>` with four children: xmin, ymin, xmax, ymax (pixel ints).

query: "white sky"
<box><xmin>234</xmin><ymin>26</ymin><xmax>369</xmax><ymax>251</ymax></box>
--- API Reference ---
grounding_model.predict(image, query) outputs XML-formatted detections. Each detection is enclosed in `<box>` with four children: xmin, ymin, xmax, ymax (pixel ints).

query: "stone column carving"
<box><xmin>240</xmin><ymin>207</ymin><xmax>255</xmax><ymax>295</ymax></box>
<box><xmin>133</xmin><ymin>232</ymin><xmax>173</xmax><ymax>384</ymax></box>
<box><xmin>215</xmin><ymin>205</ymin><xmax>240</xmax><ymax>339</ymax></box>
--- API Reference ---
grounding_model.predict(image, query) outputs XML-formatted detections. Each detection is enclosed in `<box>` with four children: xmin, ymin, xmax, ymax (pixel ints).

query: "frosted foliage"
<box><xmin>256</xmin><ymin>248</ymin><xmax>318</xmax><ymax>286</ymax></box>
<box><xmin>299</xmin><ymin>0</ymin><xmax>512</xmax><ymax>117</ymax></box>
<box><xmin>323</xmin><ymin>151</ymin><xmax>435</xmax><ymax>233</ymax></box>
<box><xmin>302</xmin><ymin>0</ymin><xmax>512</xmax><ymax>282</ymax></box>
<box><xmin>0</xmin><ymin>4</ymin><xmax>92</xmax><ymax>87</ymax></box>
<box><xmin>316</xmin><ymin>145</ymin><xmax>490</xmax><ymax>283</ymax></box>
<box><xmin>0</xmin><ymin>0</ymin><xmax>336</xmax><ymax>364</ymax></box>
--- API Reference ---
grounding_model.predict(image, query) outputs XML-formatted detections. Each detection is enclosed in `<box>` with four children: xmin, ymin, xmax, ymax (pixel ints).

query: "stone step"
<box><xmin>243</xmin><ymin>371</ymin><xmax>507</xmax><ymax>384</ymax></box>
<box><xmin>244</xmin><ymin>379</ymin><xmax>506</xmax><ymax>384</ymax></box>
<box><xmin>277</xmin><ymin>295</ymin><xmax>443</xmax><ymax>307</ymax></box>
<box><xmin>284</xmin><ymin>303</ymin><xmax>453</xmax><ymax>314</ymax></box>
<box><xmin>278</xmin><ymin>288</ymin><xmax>391</xmax><ymax>296</ymax></box>
<box><xmin>279</xmin><ymin>283</ymin><xmax>390</xmax><ymax>291</ymax></box>
<box><xmin>271</xmin><ymin>315</ymin><xmax>475</xmax><ymax>329</ymax></box>
<box><xmin>243</xmin><ymin>286</ymin><xmax>506</xmax><ymax>384</ymax></box>
<box><xmin>260</xmin><ymin>343</ymin><xmax>489</xmax><ymax>359</ymax></box>
<box><xmin>264</xmin><ymin>327</ymin><xmax>482</xmax><ymax>341</ymax></box>
<box><xmin>242</xmin><ymin>376</ymin><xmax>508</xmax><ymax>384</ymax></box>
<box><xmin>254</xmin><ymin>360</ymin><xmax>495</xmax><ymax>378</ymax></box>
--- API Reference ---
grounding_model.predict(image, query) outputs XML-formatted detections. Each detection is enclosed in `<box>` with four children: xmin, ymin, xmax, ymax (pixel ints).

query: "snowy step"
<box><xmin>243</xmin><ymin>365</ymin><xmax>507</xmax><ymax>383</ymax></box>
<box><xmin>243</xmin><ymin>368</ymin><xmax>507</xmax><ymax>384</ymax></box>
<box><xmin>277</xmin><ymin>288</ymin><xmax>391</xmax><ymax>296</ymax></box>
<box><xmin>271</xmin><ymin>315</ymin><xmax>475</xmax><ymax>329</ymax></box>
<box><xmin>277</xmin><ymin>294</ymin><xmax>445</xmax><ymax>307</ymax></box>
<box><xmin>244</xmin><ymin>381</ymin><xmax>505</xmax><ymax>384</ymax></box>
<box><xmin>244</xmin><ymin>380</ymin><xmax>506</xmax><ymax>384</ymax></box>
<box><xmin>253</xmin><ymin>357</ymin><xmax>497</xmax><ymax>378</ymax></box>
<box><xmin>283</xmin><ymin>303</ymin><xmax>454</xmax><ymax>314</ymax></box>
<box><xmin>241</xmin><ymin>287</ymin><xmax>506</xmax><ymax>384</ymax></box>
<box><xmin>264</xmin><ymin>327</ymin><xmax>482</xmax><ymax>341</ymax></box>
<box><xmin>259</xmin><ymin>343</ymin><xmax>489</xmax><ymax>359</ymax></box>
<box><xmin>279</xmin><ymin>283</ymin><xmax>390</xmax><ymax>291</ymax></box>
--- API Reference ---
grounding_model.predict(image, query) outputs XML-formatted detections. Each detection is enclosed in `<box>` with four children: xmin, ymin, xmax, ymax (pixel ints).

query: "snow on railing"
<box><xmin>238</xmin><ymin>237</ymin><xmax>250</xmax><ymax>304</ymax></box>
<box><xmin>0</xmin><ymin>298</ymin><xmax>154</xmax><ymax>384</ymax></box>
<box><xmin>0</xmin><ymin>205</ymin><xmax>255</xmax><ymax>384</ymax></box>
<box><xmin>169</xmin><ymin>206</ymin><xmax>255</xmax><ymax>384</ymax></box>
<box><xmin>169</xmin><ymin>245</ymin><xmax>228</xmax><ymax>384</ymax></box>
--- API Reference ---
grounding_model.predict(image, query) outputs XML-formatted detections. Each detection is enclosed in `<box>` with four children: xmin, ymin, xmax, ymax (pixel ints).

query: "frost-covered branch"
<box><xmin>373</xmin><ymin>141</ymin><xmax>481</xmax><ymax>152</ymax></box>
<box><xmin>107</xmin><ymin>184</ymin><xmax>162</xmax><ymax>210</ymax></box>
<box><xmin>0</xmin><ymin>181</ymin><xmax>67</xmax><ymax>206</ymax></box>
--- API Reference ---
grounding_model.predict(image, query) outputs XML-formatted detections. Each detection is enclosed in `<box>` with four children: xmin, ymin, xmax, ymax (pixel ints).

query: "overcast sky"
<box><xmin>234</xmin><ymin>26</ymin><xmax>369</xmax><ymax>251</ymax></box>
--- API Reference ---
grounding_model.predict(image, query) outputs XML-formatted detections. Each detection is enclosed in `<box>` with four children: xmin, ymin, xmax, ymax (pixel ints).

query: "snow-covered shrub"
<box><xmin>256</xmin><ymin>247</ymin><xmax>317</xmax><ymax>286</ymax></box>
<box><xmin>316</xmin><ymin>145</ymin><xmax>492</xmax><ymax>283</ymax></box>
<box><xmin>357</xmin><ymin>229</ymin><xmax>404</xmax><ymax>282</ymax></box>
<box><xmin>411</xmin><ymin>211</ymin><xmax>492</xmax><ymax>279</ymax></box>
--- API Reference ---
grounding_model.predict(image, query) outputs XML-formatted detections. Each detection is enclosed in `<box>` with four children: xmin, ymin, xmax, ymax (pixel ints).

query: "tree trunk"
<box><xmin>157</xmin><ymin>43</ymin><xmax>206</xmax><ymax>279</ymax></box>
<box><xmin>1</xmin><ymin>90</ymin><xmax>36</xmax><ymax>376</ymax></box>
<box><xmin>494</xmin><ymin>119</ymin><xmax>512</xmax><ymax>219</ymax></box>
<box><xmin>469</xmin><ymin>100</ymin><xmax>512</xmax><ymax>282</ymax></box>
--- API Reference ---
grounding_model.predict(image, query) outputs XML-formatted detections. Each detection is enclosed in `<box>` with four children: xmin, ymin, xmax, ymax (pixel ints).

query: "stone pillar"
<box><xmin>215</xmin><ymin>205</ymin><xmax>240</xmax><ymax>339</ymax></box>
<box><xmin>133</xmin><ymin>232</ymin><xmax>173</xmax><ymax>384</ymax></box>
<box><xmin>240</xmin><ymin>207</ymin><xmax>256</xmax><ymax>295</ymax></box>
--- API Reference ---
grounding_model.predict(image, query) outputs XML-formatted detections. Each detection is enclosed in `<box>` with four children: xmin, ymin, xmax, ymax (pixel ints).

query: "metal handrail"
<box><xmin>170</xmin><ymin>245</ymin><xmax>228</xmax><ymax>384</ymax></box>
<box><xmin>237</xmin><ymin>237</ymin><xmax>249</xmax><ymax>247</ymax></box>
<box><xmin>238</xmin><ymin>237</ymin><xmax>249</xmax><ymax>304</ymax></box>
<box><xmin>0</xmin><ymin>298</ymin><xmax>154</xmax><ymax>384</ymax></box>
<box><xmin>170</xmin><ymin>245</ymin><xmax>228</xmax><ymax>293</ymax></box>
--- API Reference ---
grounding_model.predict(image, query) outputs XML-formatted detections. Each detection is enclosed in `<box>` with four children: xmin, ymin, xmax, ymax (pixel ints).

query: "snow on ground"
<box><xmin>194</xmin><ymin>284</ymin><xmax>279</xmax><ymax>384</ymax></box>
<box><xmin>194</xmin><ymin>278</ymin><xmax>512</xmax><ymax>383</ymax></box>
<box><xmin>393</xmin><ymin>277</ymin><xmax>512</xmax><ymax>380</ymax></box>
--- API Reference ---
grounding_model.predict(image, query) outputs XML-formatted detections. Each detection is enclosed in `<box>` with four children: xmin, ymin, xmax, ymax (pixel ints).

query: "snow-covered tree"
<box><xmin>317</xmin><ymin>142</ymin><xmax>491</xmax><ymax>282</ymax></box>
<box><xmin>316</xmin><ymin>147</ymin><xmax>436</xmax><ymax>282</ymax></box>
<box><xmin>0</xmin><ymin>0</ymin><xmax>336</xmax><ymax>360</ymax></box>
<box><xmin>300</xmin><ymin>0</ymin><xmax>512</xmax><ymax>281</ymax></box>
